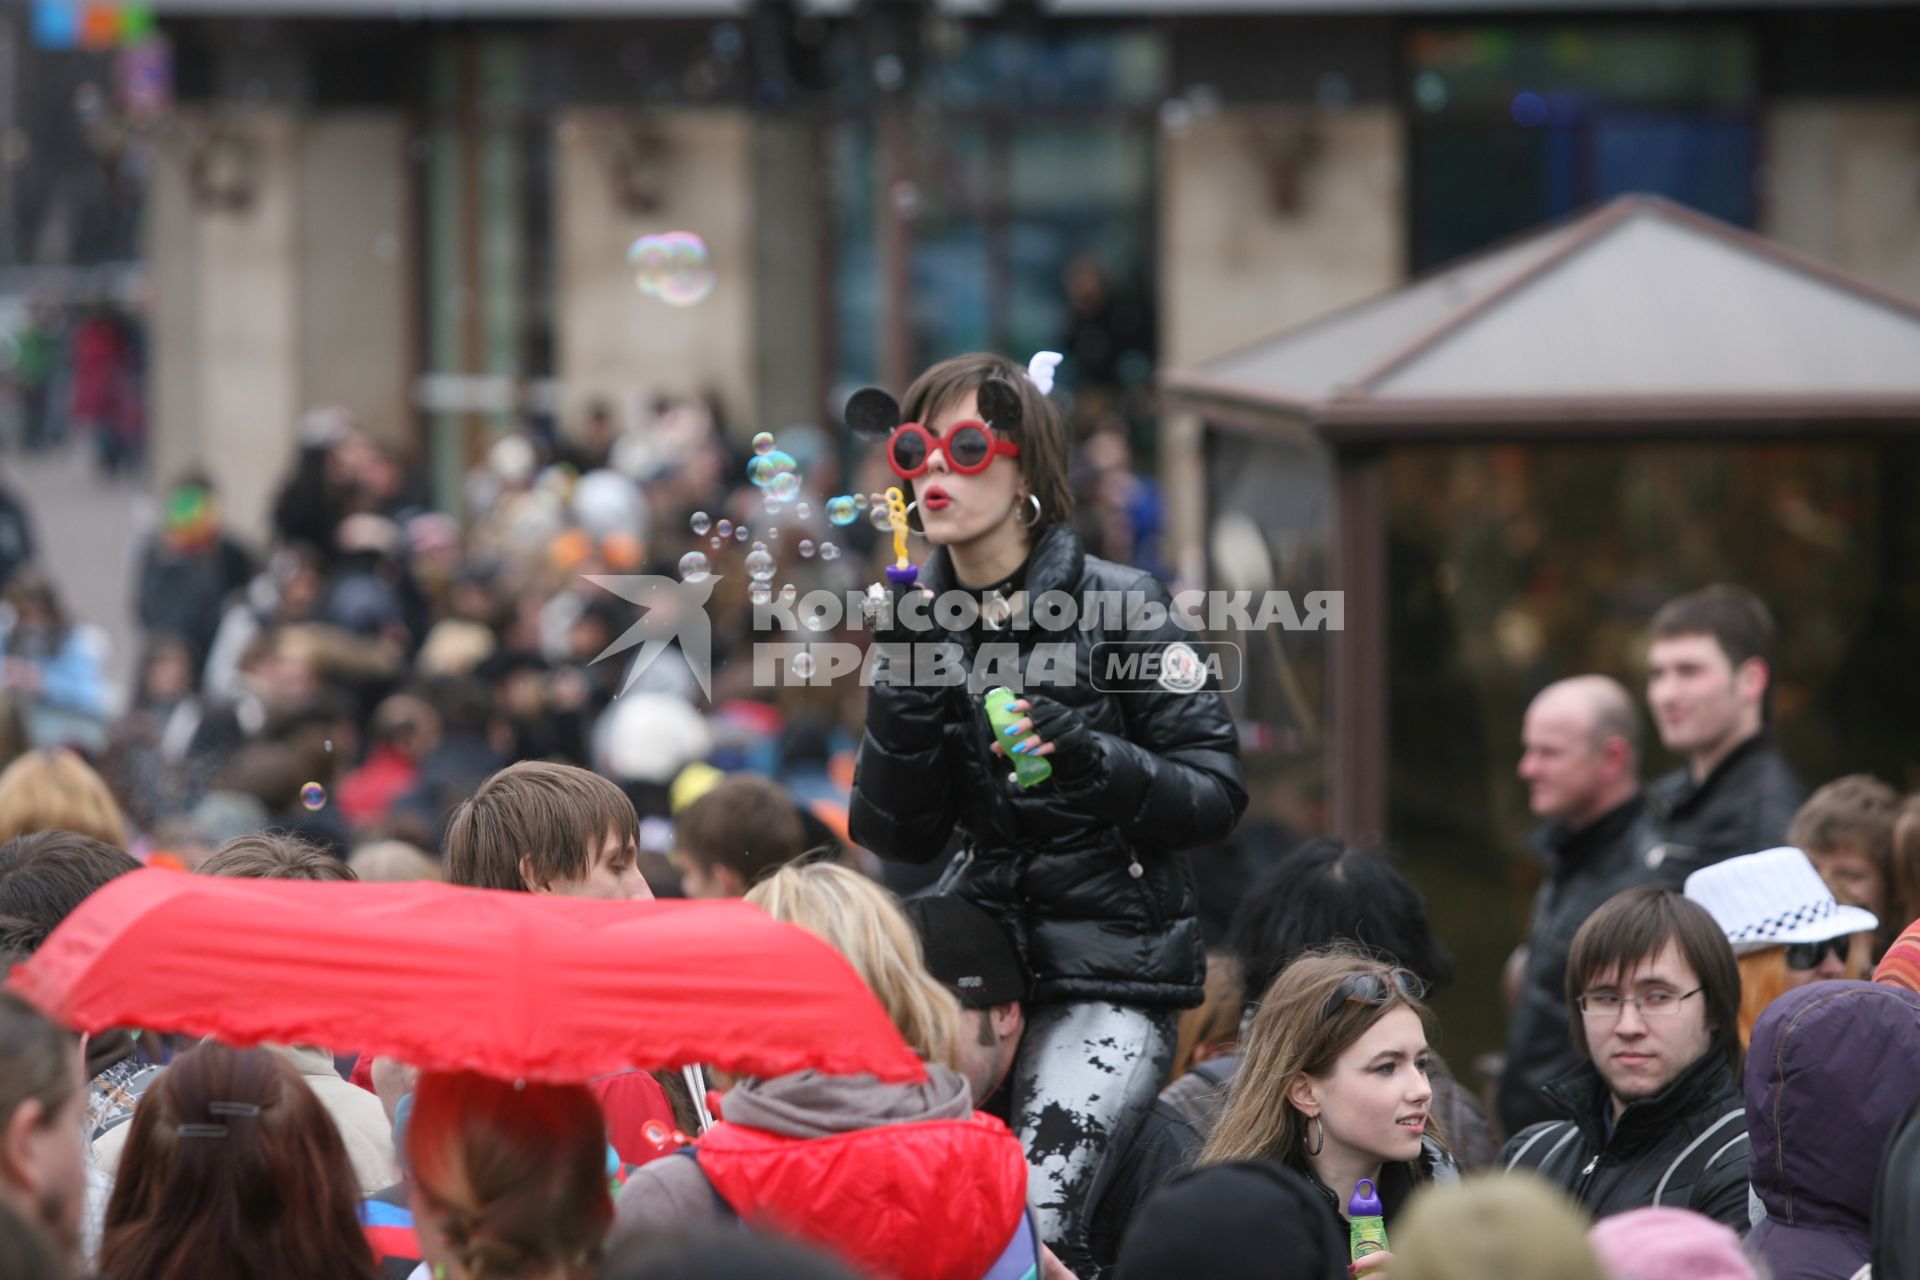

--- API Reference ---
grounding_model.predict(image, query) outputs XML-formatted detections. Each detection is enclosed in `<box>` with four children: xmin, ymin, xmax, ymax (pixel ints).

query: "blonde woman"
<box><xmin>1202</xmin><ymin>950</ymin><xmax>1458</xmax><ymax>1276</ymax></box>
<box><xmin>613</xmin><ymin>863</ymin><xmax>1034</xmax><ymax>1280</ymax></box>
<box><xmin>0</xmin><ymin>748</ymin><xmax>129</xmax><ymax>846</ymax></box>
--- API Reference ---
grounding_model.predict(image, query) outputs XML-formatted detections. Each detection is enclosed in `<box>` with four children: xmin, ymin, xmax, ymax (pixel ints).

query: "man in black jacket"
<box><xmin>1500</xmin><ymin>886</ymin><xmax>1750</xmax><ymax>1231</ymax></box>
<box><xmin>1645</xmin><ymin>585</ymin><xmax>1804</xmax><ymax>863</ymax></box>
<box><xmin>1499</xmin><ymin>676</ymin><xmax>1691</xmax><ymax>1136</ymax></box>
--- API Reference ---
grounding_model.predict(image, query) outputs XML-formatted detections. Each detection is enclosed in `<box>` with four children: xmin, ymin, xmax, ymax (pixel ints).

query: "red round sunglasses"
<box><xmin>886</xmin><ymin>420</ymin><xmax>1021</xmax><ymax>479</ymax></box>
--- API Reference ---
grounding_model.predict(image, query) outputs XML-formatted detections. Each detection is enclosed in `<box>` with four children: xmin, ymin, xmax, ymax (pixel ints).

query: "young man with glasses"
<box><xmin>1500</xmin><ymin>885</ymin><xmax>1751</xmax><ymax>1231</ymax></box>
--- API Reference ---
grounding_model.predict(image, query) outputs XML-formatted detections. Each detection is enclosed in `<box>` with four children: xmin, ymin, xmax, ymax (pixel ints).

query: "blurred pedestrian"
<box><xmin>1588</xmin><ymin>1208</ymin><xmax>1759</xmax><ymax>1280</ymax></box>
<box><xmin>1646</xmin><ymin>586</ymin><xmax>1805</xmax><ymax>863</ymax></box>
<box><xmin>669</xmin><ymin>772</ymin><xmax>809</xmax><ymax>898</ymax></box>
<box><xmin>0</xmin><ymin>991</ymin><xmax>91</xmax><ymax>1273</ymax></box>
<box><xmin>0</xmin><ymin>749</ymin><xmax>128</xmax><ymax>846</ymax></box>
<box><xmin>1</xmin><ymin>570</ymin><xmax>109</xmax><ymax>746</ymax></box>
<box><xmin>1391</xmin><ymin>1176</ymin><xmax>1605</xmax><ymax>1280</ymax></box>
<box><xmin>1115</xmin><ymin>1160</ymin><xmax>1344</xmax><ymax>1280</ymax></box>
<box><xmin>135</xmin><ymin>475</ymin><xmax>255</xmax><ymax>668</ymax></box>
<box><xmin>1790</xmin><ymin>775</ymin><xmax>1900</xmax><ymax>959</ymax></box>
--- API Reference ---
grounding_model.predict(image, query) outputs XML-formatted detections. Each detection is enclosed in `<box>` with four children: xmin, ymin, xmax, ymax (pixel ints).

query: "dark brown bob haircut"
<box><xmin>444</xmin><ymin>761</ymin><xmax>638</xmax><ymax>893</ymax></box>
<box><xmin>898</xmin><ymin>352</ymin><xmax>1075</xmax><ymax>532</ymax></box>
<box><xmin>1565</xmin><ymin>885</ymin><xmax>1743</xmax><ymax>1076</ymax></box>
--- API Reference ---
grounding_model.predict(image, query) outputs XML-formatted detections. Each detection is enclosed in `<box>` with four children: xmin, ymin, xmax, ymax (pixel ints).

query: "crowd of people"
<box><xmin>0</xmin><ymin>349</ymin><xmax>1917</xmax><ymax>1280</ymax></box>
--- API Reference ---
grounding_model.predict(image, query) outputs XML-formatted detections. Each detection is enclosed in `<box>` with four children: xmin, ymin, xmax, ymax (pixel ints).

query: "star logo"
<box><xmin>583</xmin><ymin>573</ymin><xmax>721</xmax><ymax>701</ymax></box>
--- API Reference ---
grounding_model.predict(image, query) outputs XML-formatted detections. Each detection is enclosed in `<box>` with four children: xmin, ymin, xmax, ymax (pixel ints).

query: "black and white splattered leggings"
<box><xmin>1011</xmin><ymin>1001</ymin><xmax>1178</xmax><ymax>1274</ymax></box>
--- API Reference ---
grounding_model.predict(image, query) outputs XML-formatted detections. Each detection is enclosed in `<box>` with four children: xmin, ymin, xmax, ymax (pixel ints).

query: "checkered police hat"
<box><xmin>1683</xmin><ymin>846</ymin><xmax>1879</xmax><ymax>955</ymax></box>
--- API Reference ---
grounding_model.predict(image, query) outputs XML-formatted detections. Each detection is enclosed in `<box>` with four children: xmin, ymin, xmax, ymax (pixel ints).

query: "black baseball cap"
<box><xmin>901</xmin><ymin>895</ymin><xmax>1026</xmax><ymax>1009</ymax></box>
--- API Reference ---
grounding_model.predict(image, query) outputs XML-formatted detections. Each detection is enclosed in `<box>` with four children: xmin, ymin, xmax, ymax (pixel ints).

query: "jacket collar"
<box><xmin>1534</xmin><ymin>792</ymin><xmax>1648</xmax><ymax>871</ymax></box>
<box><xmin>921</xmin><ymin>520</ymin><xmax>1084</xmax><ymax>600</ymax></box>
<box><xmin>1543</xmin><ymin>1049</ymin><xmax>1740</xmax><ymax>1157</ymax></box>
<box><xmin>1669</xmin><ymin>731</ymin><xmax>1774</xmax><ymax>810</ymax></box>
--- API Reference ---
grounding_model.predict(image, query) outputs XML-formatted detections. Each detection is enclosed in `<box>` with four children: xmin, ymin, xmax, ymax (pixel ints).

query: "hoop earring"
<box><xmin>1306</xmin><ymin>1114</ymin><xmax>1325</xmax><ymax>1157</ymax></box>
<box><xmin>902</xmin><ymin>500</ymin><xmax>927</xmax><ymax>538</ymax></box>
<box><xmin>1015</xmin><ymin>493</ymin><xmax>1042</xmax><ymax>528</ymax></box>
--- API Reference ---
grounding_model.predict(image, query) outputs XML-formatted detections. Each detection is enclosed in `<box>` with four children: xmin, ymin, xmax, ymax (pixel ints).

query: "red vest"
<box><xmin>693</xmin><ymin>1113</ymin><xmax>1030</xmax><ymax>1280</ymax></box>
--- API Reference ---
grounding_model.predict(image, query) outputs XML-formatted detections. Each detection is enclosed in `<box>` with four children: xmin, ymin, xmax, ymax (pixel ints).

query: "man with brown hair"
<box><xmin>1646</xmin><ymin>585</ymin><xmax>1805</xmax><ymax>862</ymax></box>
<box><xmin>1500</xmin><ymin>886</ymin><xmax>1749</xmax><ymax>1230</ymax></box>
<box><xmin>197</xmin><ymin>831</ymin><xmax>357</xmax><ymax>882</ymax></box>
<box><xmin>444</xmin><ymin>760</ymin><xmax>651</xmax><ymax>901</ymax></box>
<box><xmin>1789</xmin><ymin>775</ymin><xmax>1899</xmax><ymax>946</ymax></box>
<box><xmin>671</xmin><ymin>774</ymin><xmax>808</xmax><ymax>898</ymax></box>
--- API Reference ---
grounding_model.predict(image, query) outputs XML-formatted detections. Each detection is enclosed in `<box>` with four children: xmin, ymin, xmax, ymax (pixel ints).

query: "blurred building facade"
<box><xmin>6</xmin><ymin>2</ymin><xmax>1917</xmax><ymax>541</ymax></box>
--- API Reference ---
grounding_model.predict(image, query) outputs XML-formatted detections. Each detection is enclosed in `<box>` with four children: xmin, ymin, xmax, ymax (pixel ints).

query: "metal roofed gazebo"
<box><xmin>1160</xmin><ymin>193</ymin><xmax>1920</xmax><ymax>840</ymax></box>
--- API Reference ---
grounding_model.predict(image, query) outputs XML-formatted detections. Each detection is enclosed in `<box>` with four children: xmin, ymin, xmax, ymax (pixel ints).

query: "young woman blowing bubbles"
<box><xmin>847</xmin><ymin>351</ymin><xmax>1247</xmax><ymax>1272</ymax></box>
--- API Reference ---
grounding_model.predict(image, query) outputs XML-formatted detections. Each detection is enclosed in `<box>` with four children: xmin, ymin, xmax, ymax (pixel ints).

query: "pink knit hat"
<box><xmin>1875</xmin><ymin>917</ymin><xmax>1920</xmax><ymax>995</ymax></box>
<box><xmin>1589</xmin><ymin>1208</ymin><xmax>1756</xmax><ymax>1280</ymax></box>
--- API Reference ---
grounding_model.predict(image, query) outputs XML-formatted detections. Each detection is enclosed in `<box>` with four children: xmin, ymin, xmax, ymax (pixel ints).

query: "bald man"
<box><xmin>1497</xmin><ymin>676</ymin><xmax>1694</xmax><ymax>1135</ymax></box>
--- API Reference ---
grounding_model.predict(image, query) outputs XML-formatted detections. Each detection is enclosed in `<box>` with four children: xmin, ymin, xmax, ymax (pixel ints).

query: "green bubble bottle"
<box><xmin>1349</xmin><ymin>1178</ymin><xmax>1389</xmax><ymax>1263</ymax></box>
<box><xmin>985</xmin><ymin>686</ymin><xmax>1052</xmax><ymax>789</ymax></box>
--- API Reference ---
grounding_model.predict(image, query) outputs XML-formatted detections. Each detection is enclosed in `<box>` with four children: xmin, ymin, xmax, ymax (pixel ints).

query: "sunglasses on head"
<box><xmin>1322</xmin><ymin>968</ymin><xmax>1427</xmax><ymax>1021</ymax></box>
<box><xmin>1785</xmin><ymin>935</ymin><xmax>1853</xmax><ymax>971</ymax></box>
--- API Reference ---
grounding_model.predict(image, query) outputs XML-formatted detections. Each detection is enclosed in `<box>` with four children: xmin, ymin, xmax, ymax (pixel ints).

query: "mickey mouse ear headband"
<box><xmin>842</xmin><ymin>351</ymin><xmax>1062</xmax><ymax>441</ymax></box>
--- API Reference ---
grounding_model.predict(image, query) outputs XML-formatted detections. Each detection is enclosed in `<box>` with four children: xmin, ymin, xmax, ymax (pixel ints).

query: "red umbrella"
<box><xmin>8</xmin><ymin>869</ymin><xmax>925</xmax><ymax>1085</ymax></box>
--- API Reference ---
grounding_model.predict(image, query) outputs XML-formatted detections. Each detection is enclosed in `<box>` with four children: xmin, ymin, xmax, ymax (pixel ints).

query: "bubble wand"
<box><xmin>884</xmin><ymin>486</ymin><xmax>916</xmax><ymax>586</ymax></box>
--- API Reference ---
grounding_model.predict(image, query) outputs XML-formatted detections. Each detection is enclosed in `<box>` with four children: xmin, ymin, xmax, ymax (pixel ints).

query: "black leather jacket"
<box><xmin>849</xmin><ymin>522</ymin><xmax>1247</xmax><ymax>1007</ymax></box>
<box><xmin>1499</xmin><ymin>794</ymin><xmax>1697</xmax><ymax>1134</ymax></box>
<box><xmin>1648</xmin><ymin>732</ymin><xmax>1805</xmax><ymax>865</ymax></box>
<box><xmin>1500</xmin><ymin>1051</ymin><xmax>1751</xmax><ymax>1232</ymax></box>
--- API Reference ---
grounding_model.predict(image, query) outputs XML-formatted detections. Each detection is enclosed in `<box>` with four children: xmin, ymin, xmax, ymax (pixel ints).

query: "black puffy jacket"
<box><xmin>1648</xmin><ymin>732</ymin><xmax>1805</xmax><ymax>865</ymax></box>
<box><xmin>849</xmin><ymin>522</ymin><xmax>1247</xmax><ymax>1008</ymax></box>
<box><xmin>1500</xmin><ymin>1050</ymin><xmax>1751</xmax><ymax>1232</ymax></box>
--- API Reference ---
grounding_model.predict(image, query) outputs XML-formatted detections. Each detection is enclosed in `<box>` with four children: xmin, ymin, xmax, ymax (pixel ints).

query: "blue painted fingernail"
<box><xmin>1003</xmin><ymin>703</ymin><xmax>1018</xmax><ymax>712</ymax></box>
<box><xmin>1012</xmin><ymin>742</ymin><xmax>1029</xmax><ymax>755</ymax></box>
<box><xmin>1001</xmin><ymin>724</ymin><xmax>1019</xmax><ymax>736</ymax></box>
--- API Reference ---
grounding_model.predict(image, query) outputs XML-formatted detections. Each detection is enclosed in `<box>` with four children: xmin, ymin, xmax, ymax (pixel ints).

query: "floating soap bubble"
<box><xmin>751</xmin><ymin>431</ymin><xmax>776</xmax><ymax>456</ymax></box>
<box><xmin>819</xmin><ymin>542</ymin><xmax>840</xmax><ymax>561</ymax></box>
<box><xmin>795</xmin><ymin>502</ymin><xmax>811</xmax><ymax>520</ymax></box>
<box><xmin>826</xmin><ymin>495</ymin><xmax>858</xmax><ymax>525</ymax></box>
<box><xmin>798</xmin><ymin>539</ymin><xmax>816</xmax><ymax>558</ymax></box>
<box><xmin>628</xmin><ymin>231</ymin><xmax>715</xmax><ymax>307</ymax></box>
<box><xmin>779</xmin><ymin>584</ymin><xmax>797</xmax><ymax>607</ymax></box>
<box><xmin>747</xmin><ymin>456</ymin><xmax>776</xmax><ymax>487</ymax></box>
<box><xmin>715</xmin><ymin>518</ymin><xmax>733</xmax><ymax>538</ymax></box>
<box><xmin>323</xmin><ymin>739</ymin><xmax>334</xmax><ymax>754</ymax></box>
<box><xmin>678</xmin><ymin>551</ymin><xmax>711</xmax><ymax>582</ymax></box>
<box><xmin>735</xmin><ymin>525</ymin><xmax>751</xmax><ymax>542</ymax></box>
<box><xmin>745</xmin><ymin>547</ymin><xmax>776</xmax><ymax>582</ymax></box>
<box><xmin>792</xmin><ymin>652</ymin><xmax>816</xmax><ymax>679</ymax></box>
<box><xmin>690</xmin><ymin>511</ymin><xmax>711</xmax><ymax>535</ymax></box>
<box><xmin>869</xmin><ymin>504</ymin><xmax>893</xmax><ymax>531</ymax></box>
<box><xmin>301</xmin><ymin>782</ymin><xmax>328</xmax><ymax>812</ymax></box>
<box><xmin>854</xmin><ymin>493</ymin><xmax>871</xmax><ymax>510</ymax></box>
<box><xmin>768</xmin><ymin>471</ymin><xmax>801</xmax><ymax>502</ymax></box>
<box><xmin>748</xmin><ymin>581</ymin><xmax>772</xmax><ymax>605</ymax></box>
<box><xmin>767</xmin><ymin>526</ymin><xmax>780</xmax><ymax>541</ymax></box>
<box><xmin>709</xmin><ymin>536</ymin><xmax>723</xmax><ymax>550</ymax></box>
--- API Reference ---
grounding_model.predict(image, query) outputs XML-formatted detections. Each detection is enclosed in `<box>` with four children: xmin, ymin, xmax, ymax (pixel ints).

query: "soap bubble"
<box><xmin>795</xmin><ymin>502</ymin><xmax>811</xmax><ymax>520</ymax></box>
<box><xmin>748</xmin><ymin>581</ymin><xmax>772</xmax><ymax>605</ymax></box>
<box><xmin>751</xmin><ymin>431</ymin><xmax>776</xmax><ymax>455</ymax></box>
<box><xmin>748</xmin><ymin>449</ymin><xmax>798</xmax><ymax>488</ymax></box>
<box><xmin>628</xmin><ymin>231</ymin><xmax>715</xmax><ymax>306</ymax></box>
<box><xmin>767</xmin><ymin>526</ymin><xmax>780</xmax><ymax>541</ymax></box>
<box><xmin>709</xmin><ymin>536</ymin><xmax>723</xmax><ymax>550</ymax></box>
<box><xmin>827</xmin><ymin>495</ymin><xmax>858</xmax><ymax>525</ymax></box>
<box><xmin>715</xmin><ymin>518</ymin><xmax>733</xmax><ymax>538</ymax></box>
<box><xmin>819</xmin><ymin>541</ymin><xmax>840</xmax><ymax>561</ymax></box>
<box><xmin>735</xmin><ymin>525</ymin><xmax>751</xmax><ymax>542</ymax></box>
<box><xmin>853</xmin><ymin>493</ymin><xmax>871</xmax><ymax>510</ymax></box>
<box><xmin>678</xmin><ymin>550</ymin><xmax>711</xmax><ymax>582</ymax></box>
<box><xmin>745</xmin><ymin>547</ymin><xmax>776</xmax><ymax>582</ymax></box>
<box><xmin>300</xmin><ymin>782</ymin><xmax>328</xmax><ymax>811</ymax></box>
<box><xmin>869</xmin><ymin>503</ymin><xmax>894</xmax><ymax>531</ymax></box>
<box><xmin>323</xmin><ymin>739</ymin><xmax>334</xmax><ymax>753</ymax></box>
<box><xmin>798</xmin><ymin>539</ymin><xmax>816</xmax><ymax>558</ymax></box>
<box><xmin>768</xmin><ymin>471</ymin><xmax>801</xmax><ymax>502</ymax></box>
<box><xmin>778</xmin><ymin>584</ymin><xmax>797</xmax><ymax>607</ymax></box>
<box><xmin>792</xmin><ymin>652</ymin><xmax>816</xmax><ymax>679</ymax></box>
<box><xmin>690</xmin><ymin>511</ymin><xmax>711</xmax><ymax>535</ymax></box>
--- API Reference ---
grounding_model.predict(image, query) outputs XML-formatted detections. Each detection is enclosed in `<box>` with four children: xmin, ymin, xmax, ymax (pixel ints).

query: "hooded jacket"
<box><xmin>1500</xmin><ymin>794</ymin><xmax>1694</xmax><ymax>1135</ymax></box>
<box><xmin>614</xmin><ymin>1067</ymin><xmax>1030</xmax><ymax>1280</ymax></box>
<box><xmin>1500</xmin><ymin>1049</ymin><xmax>1750</xmax><ymax>1231</ymax></box>
<box><xmin>1746</xmin><ymin>981</ymin><xmax>1920</xmax><ymax>1280</ymax></box>
<box><xmin>849</xmin><ymin>521</ymin><xmax>1247</xmax><ymax>1007</ymax></box>
<box><xmin>1875</xmin><ymin>1096</ymin><xmax>1920</xmax><ymax>1280</ymax></box>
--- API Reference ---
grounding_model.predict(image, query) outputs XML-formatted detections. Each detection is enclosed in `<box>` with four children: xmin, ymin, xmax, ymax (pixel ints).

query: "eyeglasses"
<box><xmin>1577</xmin><ymin>987</ymin><xmax>1703</xmax><ymax>1018</ymax></box>
<box><xmin>1322</xmin><ymin>968</ymin><xmax>1427</xmax><ymax>1021</ymax></box>
<box><xmin>1785</xmin><ymin>936</ymin><xmax>1851</xmax><ymax>971</ymax></box>
<box><xmin>886</xmin><ymin>420</ymin><xmax>1021</xmax><ymax>479</ymax></box>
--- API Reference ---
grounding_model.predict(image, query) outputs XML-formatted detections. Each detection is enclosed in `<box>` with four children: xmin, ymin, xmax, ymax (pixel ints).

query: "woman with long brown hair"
<box><xmin>407</xmin><ymin>1071</ymin><xmax>612</xmax><ymax>1280</ymax></box>
<box><xmin>99</xmin><ymin>1042</ymin><xmax>378</xmax><ymax>1280</ymax></box>
<box><xmin>1201</xmin><ymin>950</ymin><xmax>1457</xmax><ymax>1275</ymax></box>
